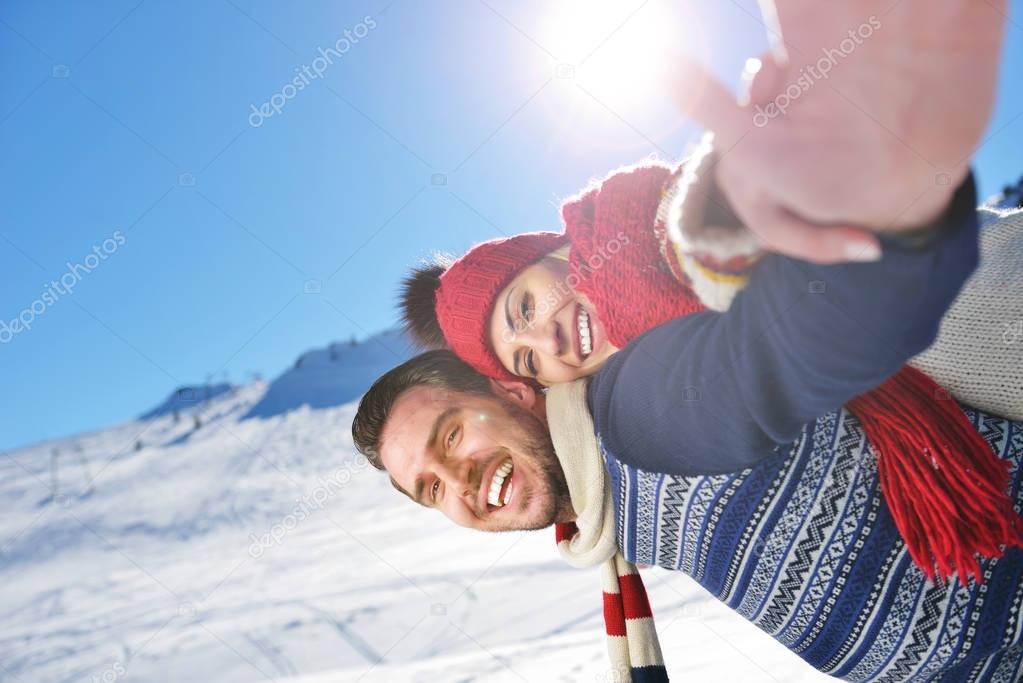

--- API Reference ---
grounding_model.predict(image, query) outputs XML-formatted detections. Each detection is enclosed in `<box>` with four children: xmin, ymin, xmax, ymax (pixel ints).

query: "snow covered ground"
<box><xmin>0</xmin><ymin>333</ymin><xmax>835</xmax><ymax>682</ymax></box>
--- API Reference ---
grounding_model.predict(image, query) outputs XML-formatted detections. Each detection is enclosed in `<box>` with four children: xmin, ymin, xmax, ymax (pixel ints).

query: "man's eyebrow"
<box><xmin>427</xmin><ymin>406</ymin><xmax>460</xmax><ymax>451</ymax></box>
<box><xmin>389</xmin><ymin>475</ymin><xmax>422</xmax><ymax>507</ymax></box>
<box><xmin>411</xmin><ymin>406</ymin><xmax>461</xmax><ymax>505</ymax></box>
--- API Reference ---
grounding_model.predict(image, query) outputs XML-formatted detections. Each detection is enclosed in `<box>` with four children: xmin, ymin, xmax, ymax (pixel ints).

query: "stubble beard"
<box><xmin>497</xmin><ymin>402</ymin><xmax>573</xmax><ymax>532</ymax></box>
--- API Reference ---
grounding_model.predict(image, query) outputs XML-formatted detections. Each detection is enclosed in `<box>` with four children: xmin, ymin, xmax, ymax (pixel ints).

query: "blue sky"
<box><xmin>2</xmin><ymin>0</ymin><xmax>1021</xmax><ymax>451</ymax></box>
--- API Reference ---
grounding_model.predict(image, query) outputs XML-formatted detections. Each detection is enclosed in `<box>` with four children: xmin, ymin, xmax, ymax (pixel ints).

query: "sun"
<box><xmin>533</xmin><ymin>1</ymin><xmax>710</xmax><ymax>153</ymax></box>
<box><xmin>539</xmin><ymin>0</ymin><xmax>680</xmax><ymax>104</ymax></box>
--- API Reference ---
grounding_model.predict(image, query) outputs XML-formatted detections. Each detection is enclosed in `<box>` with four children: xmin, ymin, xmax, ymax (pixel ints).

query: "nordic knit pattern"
<box><xmin>910</xmin><ymin>183</ymin><xmax>1023</xmax><ymax>421</ymax></box>
<box><xmin>601</xmin><ymin>405</ymin><xmax>1023</xmax><ymax>681</ymax></box>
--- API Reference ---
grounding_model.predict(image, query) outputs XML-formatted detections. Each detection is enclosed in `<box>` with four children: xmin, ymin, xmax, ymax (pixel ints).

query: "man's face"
<box><xmin>378</xmin><ymin>384</ymin><xmax>573</xmax><ymax>532</ymax></box>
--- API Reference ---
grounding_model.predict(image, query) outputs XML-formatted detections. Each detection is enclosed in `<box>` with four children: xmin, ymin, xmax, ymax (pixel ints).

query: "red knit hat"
<box><xmin>435</xmin><ymin>232</ymin><xmax>569</xmax><ymax>381</ymax></box>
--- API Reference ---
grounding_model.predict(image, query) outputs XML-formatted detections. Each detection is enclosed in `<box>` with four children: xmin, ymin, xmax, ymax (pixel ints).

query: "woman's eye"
<box><xmin>446</xmin><ymin>426</ymin><xmax>459</xmax><ymax>448</ymax></box>
<box><xmin>431</xmin><ymin>480</ymin><xmax>441</xmax><ymax>502</ymax></box>
<box><xmin>519</xmin><ymin>293</ymin><xmax>533</xmax><ymax>324</ymax></box>
<box><xmin>525</xmin><ymin>350</ymin><xmax>537</xmax><ymax>377</ymax></box>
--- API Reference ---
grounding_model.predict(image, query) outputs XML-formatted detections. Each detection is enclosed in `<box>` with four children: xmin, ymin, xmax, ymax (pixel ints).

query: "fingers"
<box><xmin>736</xmin><ymin>58</ymin><xmax>760</xmax><ymax>108</ymax></box>
<box><xmin>671</xmin><ymin>51</ymin><xmax>883</xmax><ymax>265</ymax></box>
<box><xmin>755</xmin><ymin>0</ymin><xmax>791</xmax><ymax>64</ymax></box>
<box><xmin>743</xmin><ymin>53</ymin><xmax>786</xmax><ymax>109</ymax></box>
<box><xmin>670</xmin><ymin>56</ymin><xmax>752</xmax><ymax>149</ymax></box>
<box><xmin>744</xmin><ymin>204</ymin><xmax>882</xmax><ymax>265</ymax></box>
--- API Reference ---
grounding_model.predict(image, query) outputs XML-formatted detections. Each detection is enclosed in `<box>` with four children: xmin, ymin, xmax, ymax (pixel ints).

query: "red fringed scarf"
<box><xmin>560</xmin><ymin>163</ymin><xmax>1023</xmax><ymax>584</ymax></box>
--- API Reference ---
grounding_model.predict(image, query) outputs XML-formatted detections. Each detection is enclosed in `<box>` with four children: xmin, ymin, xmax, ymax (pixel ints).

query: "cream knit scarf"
<box><xmin>547</xmin><ymin>379</ymin><xmax>669</xmax><ymax>682</ymax></box>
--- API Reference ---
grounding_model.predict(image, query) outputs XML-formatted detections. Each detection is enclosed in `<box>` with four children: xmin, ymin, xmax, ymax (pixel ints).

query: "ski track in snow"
<box><xmin>1</xmin><ymin>363</ymin><xmax>835</xmax><ymax>682</ymax></box>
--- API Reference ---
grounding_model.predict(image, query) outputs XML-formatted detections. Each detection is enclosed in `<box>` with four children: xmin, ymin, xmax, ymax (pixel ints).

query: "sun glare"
<box><xmin>535</xmin><ymin>1</ymin><xmax>708</xmax><ymax>152</ymax></box>
<box><xmin>540</xmin><ymin>1</ymin><xmax>676</xmax><ymax>103</ymax></box>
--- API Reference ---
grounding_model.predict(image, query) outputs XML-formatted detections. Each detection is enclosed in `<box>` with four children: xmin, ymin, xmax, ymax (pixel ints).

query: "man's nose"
<box><xmin>434</xmin><ymin>456</ymin><xmax>476</xmax><ymax>498</ymax></box>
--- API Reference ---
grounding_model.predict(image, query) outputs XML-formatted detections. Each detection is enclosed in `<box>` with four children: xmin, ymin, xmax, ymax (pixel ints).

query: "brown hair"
<box><xmin>351</xmin><ymin>350</ymin><xmax>492</xmax><ymax>471</ymax></box>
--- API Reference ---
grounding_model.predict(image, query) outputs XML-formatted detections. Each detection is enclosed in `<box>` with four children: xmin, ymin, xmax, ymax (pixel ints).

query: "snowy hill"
<box><xmin>243</xmin><ymin>328</ymin><xmax>414</xmax><ymax>419</ymax></box>
<box><xmin>0</xmin><ymin>332</ymin><xmax>834</xmax><ymax>682</ymax></box>
<box><xmin>141</xmin><ymin>383</ymin><xmax>235</xmax><ymax>420</ymax></box>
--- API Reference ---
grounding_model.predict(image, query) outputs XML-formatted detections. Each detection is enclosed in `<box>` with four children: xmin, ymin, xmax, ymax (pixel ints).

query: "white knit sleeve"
<box><xmin>909</xmin><ymin>203</ymin><xmax>1023</xmax><ymax>420</ymax></box>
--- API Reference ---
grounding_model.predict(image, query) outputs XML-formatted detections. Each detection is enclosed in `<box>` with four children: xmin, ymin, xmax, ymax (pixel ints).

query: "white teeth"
<box><xmin>487</xmin><ymin>459</ymin><xmax>513</xmax><ymax>507</ymax></box>
<box><xmin>577</xmin><ymin>309</ymin><xmax>592</xmax><ymax>357</ymax></box>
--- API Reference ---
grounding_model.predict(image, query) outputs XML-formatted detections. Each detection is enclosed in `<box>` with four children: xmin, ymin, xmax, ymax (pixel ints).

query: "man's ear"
<box><xmin>488</xmin><ymin>378</ymin><xmax>536</xmax><ymax>408</ymax></box>
<box><xmin>489</xmin><ymin>378</ymin><xmax>548</xmax><ymax>422</ymax></box>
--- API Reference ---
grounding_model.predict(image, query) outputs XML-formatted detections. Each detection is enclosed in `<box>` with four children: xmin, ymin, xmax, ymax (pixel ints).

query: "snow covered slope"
<box><xmin>0</xmin><ymin>338</ymin><xmax>834</xmax><ymax>682</ymax></box>
<box><xmin>140</xmin><ymin>383</ymin><xmax>235</xmax><ymax>420</ymax></box>
<box><xmin>243</xmin><ymin>328</ymin><xmax>414</xmax><ymax>419</ymax></box>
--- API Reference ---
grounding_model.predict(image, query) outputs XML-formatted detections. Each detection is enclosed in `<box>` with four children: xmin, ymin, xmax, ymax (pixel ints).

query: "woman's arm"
<box><xmin>587</xmin><ymin>174</ymin><xmax>978</xmax><ymax>476</ymax></box>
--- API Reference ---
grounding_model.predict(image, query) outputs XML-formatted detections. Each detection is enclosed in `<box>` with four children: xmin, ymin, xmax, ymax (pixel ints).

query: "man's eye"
<box><xmin>431</xmin><ymin>480</ymin><xmax>440</xmax><ymax>502</ymax></box>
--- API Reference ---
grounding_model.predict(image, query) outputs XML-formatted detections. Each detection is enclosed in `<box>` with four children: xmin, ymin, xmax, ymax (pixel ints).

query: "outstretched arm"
<box><xmin>588</xmin><ymin>174</ymin><xmax>978</xmax><ymax>476</ymax></box>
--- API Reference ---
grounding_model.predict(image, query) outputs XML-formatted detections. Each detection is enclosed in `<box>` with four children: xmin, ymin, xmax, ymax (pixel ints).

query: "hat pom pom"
<box><xmin>400</xmin><ymin>257</ymin><xmax>451</xmax><ymax>349</ymax></box>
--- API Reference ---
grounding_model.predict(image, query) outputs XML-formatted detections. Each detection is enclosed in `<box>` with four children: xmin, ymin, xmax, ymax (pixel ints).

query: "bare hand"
<box><xmin>673</xmin><ymin>0</ymin><xmax>1005</xmax><ymax>263</ymax></box>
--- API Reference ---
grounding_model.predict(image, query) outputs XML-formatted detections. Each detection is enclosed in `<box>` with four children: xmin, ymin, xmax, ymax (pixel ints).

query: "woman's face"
<box><xmin>488</xmin><ymin>257</ymin><xmax>618</xmax><ymax>384</ymax></box>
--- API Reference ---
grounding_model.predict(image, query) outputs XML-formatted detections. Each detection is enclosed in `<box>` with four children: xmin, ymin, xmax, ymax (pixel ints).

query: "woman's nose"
<box><xmin>520</xmin><ymin>319</ymin><xmax>562</xmax><ymax>357</ymax></box>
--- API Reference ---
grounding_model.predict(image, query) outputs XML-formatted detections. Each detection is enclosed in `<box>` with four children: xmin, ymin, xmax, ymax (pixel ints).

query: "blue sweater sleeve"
<box><xmin>586</xmin><ymin>175</ymin><xmax>980</xmax><ymax>477</ymax></box>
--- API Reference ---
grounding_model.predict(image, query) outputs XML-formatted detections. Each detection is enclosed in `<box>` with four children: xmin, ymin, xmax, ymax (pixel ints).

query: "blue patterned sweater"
<box><xmin>601</xmin><ymin>407</ymin><xmax>1023</xmax><ymax>681</ymax></box>
<box><xmin>586</xmin><ymin>177</ymin><xmax>1023</xmax><ymax>680</ymax></box>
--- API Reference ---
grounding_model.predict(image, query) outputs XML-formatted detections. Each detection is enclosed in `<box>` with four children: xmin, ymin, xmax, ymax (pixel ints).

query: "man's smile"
<box><xmin>484</xmin><ymin>456</ymin><xmax>514</xmax><ymax>509</ymax></box>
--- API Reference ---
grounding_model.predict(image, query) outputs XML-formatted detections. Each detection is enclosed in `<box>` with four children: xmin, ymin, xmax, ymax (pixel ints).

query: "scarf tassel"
<box><xmin>557</xmin><ymin>522</ymin><xmax>670</xmax><ymax>682</ymax></box>
<box><xmin>849</xmin><ymin>365</ymin><xmax>1023</xmax><ymax>584</ymax></box>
